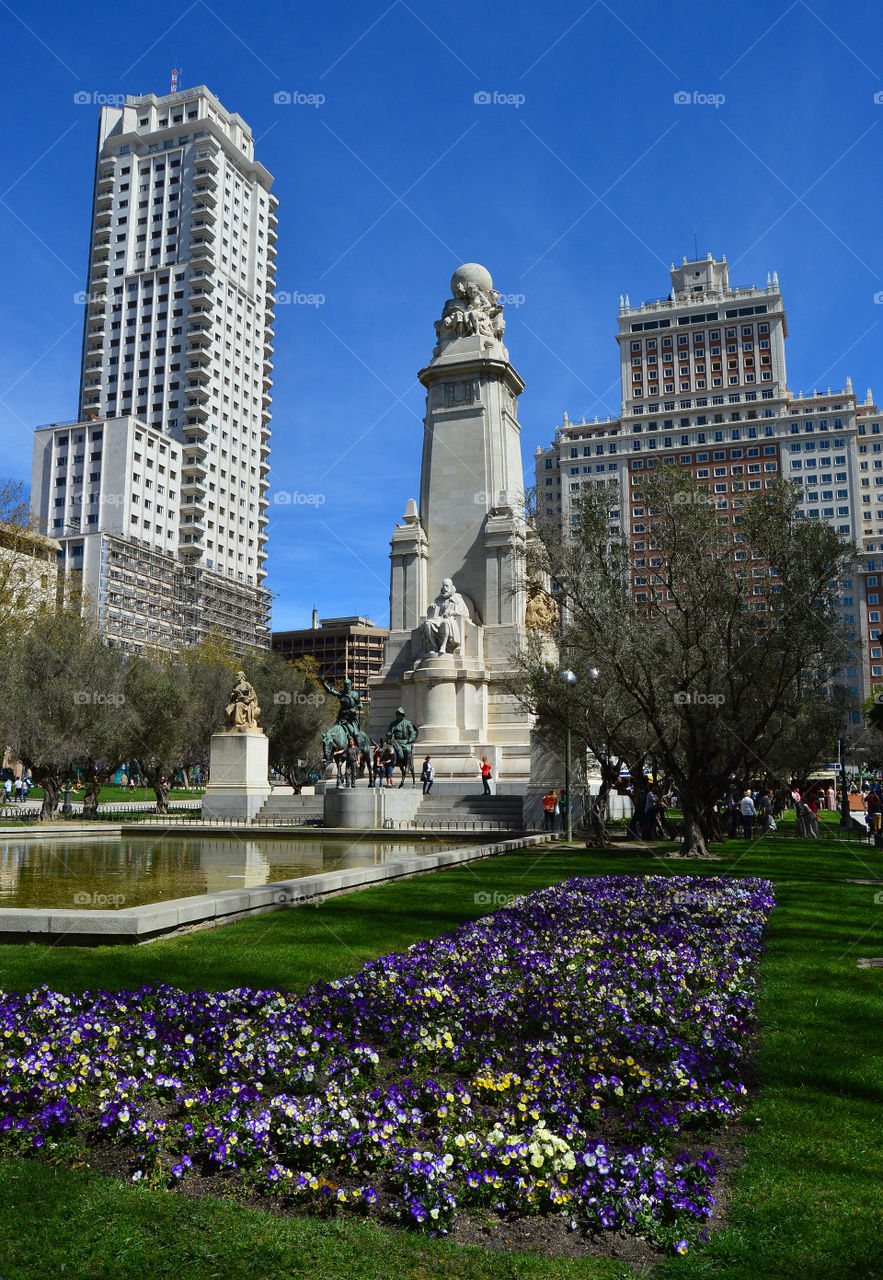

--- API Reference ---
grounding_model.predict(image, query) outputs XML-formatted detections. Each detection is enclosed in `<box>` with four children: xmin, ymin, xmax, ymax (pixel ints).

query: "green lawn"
<box><xmin>17</xmin><ymin>785</ymin><xmax>204</xmax><ymax>805</ymax></box>
<box><xmin>0</xmin><ymin>836</ymin><xmax>881</xmax><ymax>1280</ymax></box>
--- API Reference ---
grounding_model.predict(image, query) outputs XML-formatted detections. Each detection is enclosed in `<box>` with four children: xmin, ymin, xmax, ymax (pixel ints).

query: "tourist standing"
<box><xmin>542</xmin><ymin>788</ymin><xmax>558</xmax><ymax>832</ymax></box>
<box><xmin>759</xmin><ymin>789</ymin><xmax>776</xmax><ymax>836</ymax></box>
<box><xmin>421</xmin><ymin>756</ymin><xmax>434</xmax><ymax>795</ymax></box>
<box><xmin>825</xmin><ymin>783</ymin><xmax>836</xmax><ymax>811</ymax></box>
<box><xmin>479</xmin><ymin>756</ymin><xmax>492</xmax><ymax>796</ymax></box>
<box><xmin>739</xmin><ymin>790</ymin><xmax>756</xmax><ymax>839</ymax></box>
<box><xmin>372</xmin><ymin>745</ymin><xmax>383</xmax><ymax>788</ymax></box>
<box><xmin>344</xmin><ymin>736</ymin><xmax>360</xmax><ymax>789</ymax></box>
<box><xmin>382</xmin><ymin>742</ymin><xmax>395</xmax><ymax>789</ymax></box>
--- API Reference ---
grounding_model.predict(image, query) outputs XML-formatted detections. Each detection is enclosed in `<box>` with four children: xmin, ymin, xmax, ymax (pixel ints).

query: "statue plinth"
<box><xmin>202</xmin><ymin>671</ymin><xmax>270</xmax><ymax>821</ymax></box>
<box><xmin>202</xmin><ymin>729</ymin><xmax>271</xmax><ymax>821</ymax></box>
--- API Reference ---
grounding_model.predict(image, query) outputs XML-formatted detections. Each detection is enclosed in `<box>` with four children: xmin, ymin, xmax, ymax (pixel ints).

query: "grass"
<box><xmin>16</xmin><ymin>785</ymin><xmax>204</xmax><ymax>804</ymax></box>
<box><xmin>0</xmin><ymin>834</ymin><xmax>881</xmax><ymax>1279</ymax></box>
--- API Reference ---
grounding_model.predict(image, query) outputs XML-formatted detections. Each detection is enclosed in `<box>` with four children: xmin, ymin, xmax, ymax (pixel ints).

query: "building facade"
<box><xmin>536</xmin><ymin>254</ymin><xmax>875</xmax><ymax>711</ymax></box>
<box><xmin>272</xmin><ymin>614</ymin><xmax>388</xmax><ymax>705</ymax></box>
<box><xmin>31</xmin><ymin>84</ymin><xmax>275</xmax><ymax>651</ymax></box>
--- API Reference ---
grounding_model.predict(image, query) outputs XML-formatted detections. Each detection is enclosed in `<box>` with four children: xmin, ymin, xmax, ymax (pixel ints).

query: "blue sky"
<box><xmin>1</xmin><ymin>0</ymin><xmax>882</xmax><ymax>630</ymax></box>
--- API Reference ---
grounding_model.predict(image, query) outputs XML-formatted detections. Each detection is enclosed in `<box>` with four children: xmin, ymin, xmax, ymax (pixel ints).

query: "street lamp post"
<box><xmin>62</xmin><ymin>761</ymin><xmax>72</xmax><ymax>816</ymax></box>
<box><xmin>559</xmin><ymin>669</ymin><xmax>578</xmax><ymax>842</ymax></box>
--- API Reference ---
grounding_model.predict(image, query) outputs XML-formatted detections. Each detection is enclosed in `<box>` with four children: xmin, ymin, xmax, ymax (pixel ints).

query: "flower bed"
<box><xmin>0</xmin><ymin>875</ymin><xmax>774</xmax><ymax>1253</ymax></box>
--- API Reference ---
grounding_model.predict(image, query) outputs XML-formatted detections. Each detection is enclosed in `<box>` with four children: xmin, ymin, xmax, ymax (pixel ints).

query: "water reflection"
<box><xmin>0</xmin><ymin>835</ymin><xmax>457</xmax><ymax>911</ymax></box>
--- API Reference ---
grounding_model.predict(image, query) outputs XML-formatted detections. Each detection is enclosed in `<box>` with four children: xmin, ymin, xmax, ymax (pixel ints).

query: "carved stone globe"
<box><xmin>451</xmin><ymin>262</ymin><xmax>493</xmax><ymax>298</ymax></box>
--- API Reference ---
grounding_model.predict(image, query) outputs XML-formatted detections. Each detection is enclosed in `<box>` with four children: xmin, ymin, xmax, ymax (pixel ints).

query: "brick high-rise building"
<box><xmin>536</xmin><ymin>254</ymin><xmax>874</xmax><ymax>713</ymax></box>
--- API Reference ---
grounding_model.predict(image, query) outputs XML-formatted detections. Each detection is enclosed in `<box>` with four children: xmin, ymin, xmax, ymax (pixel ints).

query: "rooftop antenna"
<box><xmin>693</xmin><ymin>230</ymin><xmax>698</xmax><ymax>260</ymax></box>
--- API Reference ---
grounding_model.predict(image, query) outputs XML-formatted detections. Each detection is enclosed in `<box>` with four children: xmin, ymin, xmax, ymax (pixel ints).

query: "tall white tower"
<box><xmin>32</xmin><ymin>85</ymin><xmax>276</xmax><ymax>651</ymax></box>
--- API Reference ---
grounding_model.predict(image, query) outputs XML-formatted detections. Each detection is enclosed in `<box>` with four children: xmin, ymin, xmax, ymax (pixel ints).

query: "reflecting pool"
<box><xmin>0</xmin><ymin>834</ymin><xmax>466</xmax><ymax>911</ymax></box>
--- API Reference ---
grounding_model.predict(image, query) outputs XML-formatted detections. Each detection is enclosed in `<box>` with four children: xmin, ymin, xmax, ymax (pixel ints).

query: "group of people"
<box><xmin>626</xmin><ymin>780</ymin><xmax>674</xmax><ymax>841</ymax></box>
<box><xmin>1</xmin><ymin>774</ymin><xmax>33</xmax><ymax>804</ymax></box>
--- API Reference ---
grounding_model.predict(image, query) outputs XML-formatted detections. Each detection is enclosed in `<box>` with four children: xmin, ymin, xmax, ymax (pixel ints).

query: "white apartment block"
<box><xmin>32</xmin><ymin>84</ymin><xmax>276</xmax><ymax>651</ymax></box>
<box><xmin>536</xmin><ymin>254</ymin><xmax>876</xmax><ymax>715</ymax></box>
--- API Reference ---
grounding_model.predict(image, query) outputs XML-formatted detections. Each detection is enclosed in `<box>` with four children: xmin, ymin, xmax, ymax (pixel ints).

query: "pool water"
<box><xmin>0</xmin><ymin>834</ymin><xmax>464</xmax><ymax>911</ymax></box>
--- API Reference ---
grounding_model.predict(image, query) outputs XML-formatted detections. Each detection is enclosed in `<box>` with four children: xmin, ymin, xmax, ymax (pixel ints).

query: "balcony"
<box><xmin>97</xmin><ymin>175</ymin><xmax>114</xmax><ymax>194</ymax></box>
<box><xmin>186</xmin><ymin>385</ymin><xmax>210</xmax><ymax>405</ymax></box>
<box><xmin>96</xmin><ymin>193</ymin><xmax>113</xmax><ymax>211</ymax></box>
<box><xmin>194</xmin><ymin>149</ymin><xmax>219</xmax><ymax>173</ymax></box>
<box><xmin>186</xmin><ymin>345</ymin><xmax>211</xmax><ymax>366</ymax></box>
<box><xmin>192</xmin><ymin>189</ymin><xmax>217</xmax><ymax>209</ymax></box>
<box><xmin>93</xmin><ymin>227</ymin><xmax>111</xmax><ymax>245</ymax></box>
<box><xmin>261</xmin><ymin>372</ymin><xmax>272</xmax><ymax>392</ymax></box>
<box><xmin>193</xmin><ymin>170</ymin><xmax>215</xmax><ymax>190</ymax></box>
<box><xmin>181</xmin><ymin>451</ymin><xmax>208</xmax><ymax>473</ymax></box>
<box><xmin>187</xmin><ymin>364</ymin><xmax>210</xmax><ymax>384</ymax></box>
<box><xmin>95</xmin><ymin>209</ymin><xmax>112</xmax><ymax>227</ymax></box>
<box><xmin>187</xmin><ymin>315</ymin><xmax>213</xmax><ymax>335</ymax></box>
<box><xmin>180</xmin><ymin>495</ymin><xmax>206</xmax><ymax>516</ymax></box>
<box><xmin>190</xmin><ymin>203</ymin><xmax>216</xmax><ymax>224</ymax></box>
<box><xmin>189</xmin><ymin>241</ymin><xmax>213</xmax><ymax>266</ymax></box>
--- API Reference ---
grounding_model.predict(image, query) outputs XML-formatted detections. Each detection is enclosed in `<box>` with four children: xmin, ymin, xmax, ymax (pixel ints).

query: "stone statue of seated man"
<box><xmin>226</xmin><ymin>670</ymin><xmax>260</xmax><ymax>729</ymax></box>
<box><xmin>421</xmin><ymin>578</ymin><xmax>471</xmax><ymax>654</ymax></box>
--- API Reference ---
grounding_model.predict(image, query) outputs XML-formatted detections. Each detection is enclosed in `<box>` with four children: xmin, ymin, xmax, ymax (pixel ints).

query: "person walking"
<box><xmin>479</xmin><ymin>756</ymin><xmax>492</xmax><ymax>796</ymax></box>
<box><xmin>805</xmin><ymin>791</ymin><xmax>820</xmax><ymax>839</ymax></box>
<box><xmin>421</xmin><ymin>756</ymin><xmax>434</xmax><ymax>795</ymax></box>
<box><xmin>13</xmin><ymin>777</ymin><xmax>22</xmax><ymax>804</ymax></box>
<box><xmin>798</xmin><ymin>796</ymin><xmax>818</xmax><ymax>839</ymax></box>
<box><xmin>542</xmin><ymin>788</ymin><xmax>558</xmax><ymax>832</ymax></box>
<box><xmin>739</xmin><ymin>789</ymin><xmax>756</xmax><ymax>839</ymax></box>
<box><xmin>344</xmin><ymin>736</ymin><xmax>361</xmax><ymax>789</ymax></box>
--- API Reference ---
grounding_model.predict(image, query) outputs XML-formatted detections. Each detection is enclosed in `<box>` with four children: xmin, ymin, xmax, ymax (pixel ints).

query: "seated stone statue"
<box><xmin>421</xmin><ymin>578</ymin><xmax>471</xmax><ymax>654</ymax></box>
<box><xmin>226</xmin><ymin>671</ymin><xmax>260</xmax><ymax>729</ymax></box>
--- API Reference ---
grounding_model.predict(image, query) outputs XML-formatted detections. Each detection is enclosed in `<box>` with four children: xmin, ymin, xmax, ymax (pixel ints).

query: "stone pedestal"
<box><xmin>324</xmin><ymin>785</ymin><xmax>422</xmax><ymax>828</ymax></box>
<box><xmin>202</xmin><ymin>728</ymin><xmax>271</xmax><ymax>821</ymax></box>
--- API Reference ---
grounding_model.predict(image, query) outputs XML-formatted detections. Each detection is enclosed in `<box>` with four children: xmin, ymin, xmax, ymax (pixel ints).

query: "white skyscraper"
<box><xmin>31</xmin><ymin>84</ymin><xmax>276</xmax><ymax>651</ymax></box>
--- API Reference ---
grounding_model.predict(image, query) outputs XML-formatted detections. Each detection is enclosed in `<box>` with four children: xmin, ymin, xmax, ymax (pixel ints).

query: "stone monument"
<box><xmin>369</xmin><ymin>263</ymin><xmax>534</xmax><ymax>790</ymax></box>
<box><xmin>201</xmin><ymin>670</ymin><xmax>272</xmax><ymax>821</ymax></box>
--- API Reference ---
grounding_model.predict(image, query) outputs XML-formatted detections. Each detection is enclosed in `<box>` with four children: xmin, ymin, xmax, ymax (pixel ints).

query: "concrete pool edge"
<box><xmin>0</xmin><ymin>833</ymin><xmax>555</xmax><ymax>945</ymax></box>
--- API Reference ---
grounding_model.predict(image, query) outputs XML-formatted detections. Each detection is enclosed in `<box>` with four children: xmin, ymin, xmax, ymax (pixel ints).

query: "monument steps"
<box><xmin>416</xmin><ymin>794</ymin><xmax>524</xmax><ymax>825</ymax></box>
<box><xmin>253</xmin><ymin>793</ymin><xmax>324</xmax><ymax>823</ymax></box>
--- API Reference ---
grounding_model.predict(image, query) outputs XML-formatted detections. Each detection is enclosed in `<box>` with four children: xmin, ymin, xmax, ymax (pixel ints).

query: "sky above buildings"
<box><xmin>1</xmin><ymin>0</ymin><xmax>882</xmax><ymax>630</ymax></box>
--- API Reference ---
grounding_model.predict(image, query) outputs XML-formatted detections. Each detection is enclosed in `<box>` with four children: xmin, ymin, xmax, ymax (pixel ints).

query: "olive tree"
<box><xmin>524</xmin><ymin>467</ymin><xmax>856</xmax><ymax>856</ymax></box>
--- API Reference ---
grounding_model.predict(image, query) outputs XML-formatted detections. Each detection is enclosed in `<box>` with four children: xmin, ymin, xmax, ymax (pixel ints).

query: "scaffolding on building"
<box><xmin>95</xmin><ymin>533</ymin><xmax>270</xmax><ymax>653</ymax></box>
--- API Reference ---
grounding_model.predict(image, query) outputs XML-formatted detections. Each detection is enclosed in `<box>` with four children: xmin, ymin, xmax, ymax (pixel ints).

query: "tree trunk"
<box><xmin>82</xmin><ymin>776</ymin><xmax>100</xmax><ymax>819</ymax></box>
<box><xmin>586</xmin><ymin>781</ymin><xmax>612</xmax><ymax>846</ymax></box>
<box><xmin>152</xmin><ymin>776</ymin><xmax>170</xmax><ymax>815</ymax></box>
<box><xmin>679</xmin><ymin>803</ymin><xmax>715</xmax><ymax>858</ymax></box>
<box><xmin>39</xmin><ymin>775</ymin><xmax>61</xmax><ymax>822</ymax></box>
